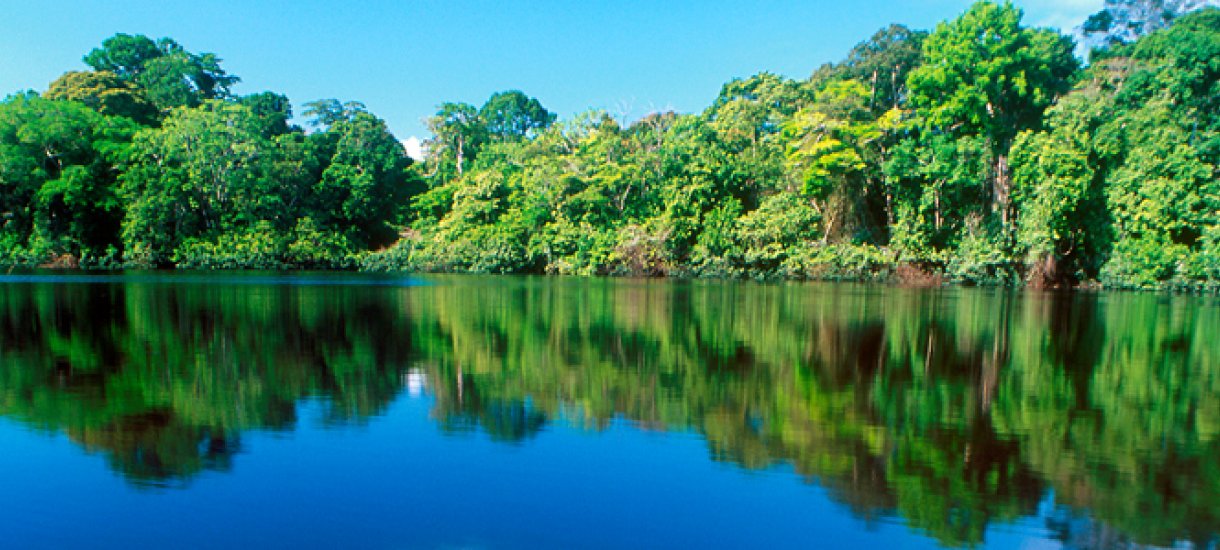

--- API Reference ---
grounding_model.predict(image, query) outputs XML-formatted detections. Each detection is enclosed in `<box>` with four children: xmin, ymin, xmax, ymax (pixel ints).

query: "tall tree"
<box><xmin>832</xmin><ymin>24</ymin><xmax>927</xmax><ymax>115</ymax></box>
<box><xmin>43</xmin><ymin>71</ymin><xmax>158</xmax><ymax>124</ymax></box>
<box><xmin>84</xmin><ymin>34</ymin><xmax>239</xmax><ymax>113</ymax></box>
<box><xmin>309</xmin><ymin>101</ymin><xmax>419</xmax><ymax>248</ymax></box>
<box><xmin>906</xmin><ymin>1</ymin><xmax>1077</xmax><ymax>228</ymax></box>
<box><xmin>783</xmin><ymin>80</ymin><xmax>880</xmax><ymax>242</ymax></box>
<box><xmin>0</xmin><ymin>94</ymin><xmax>134</xmax><ymax>260</ymax></box>
<box><xmin>240</xmin><ymin>92</ymin><xmax>294</xmax><ymax>138</ymax></box>
<box><xmin>426</xmin><ymin>102</ymin><xmax>485</xmax><ymax>178</ymax></box>
<box><xmin>478</xmin><ymin>90</ymin><xmax>555</xmax><ymax>141</ymax></box>
<box><xmin>302</xmin><ymin>99</ymin><xmax>367</xmax><ymax>131</ymax></box>
<box><xmin>82</xmin><ymin>34</ymin><xmax>162</xmax><ymax>79</ymax></box>
<box><xmin>119</xmin><ymin>101</ymin><xmax>279</xmax><ymax>265</ymax></box>
<box><xmin>1010</xmin><ymin>92</ymin><xmax>1108</xmax><ymax>285</ymax></box>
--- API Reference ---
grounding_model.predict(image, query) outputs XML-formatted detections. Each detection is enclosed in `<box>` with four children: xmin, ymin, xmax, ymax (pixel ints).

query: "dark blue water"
<box><xmin>1</xmin><ymin>400</ymin><xmax>1063</xmax><ymax>549</ymax></box>
<box><xmin>0</xmin><ymin>273</ymin><xmax>1215</xmax><ymax>548</ymax></box>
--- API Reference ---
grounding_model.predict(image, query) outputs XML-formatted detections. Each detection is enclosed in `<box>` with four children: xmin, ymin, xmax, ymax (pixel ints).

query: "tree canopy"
<box><xmin>1</xmin><ymin>3</ymin><xmax>1217</xmax><ymax>290</ymax></box>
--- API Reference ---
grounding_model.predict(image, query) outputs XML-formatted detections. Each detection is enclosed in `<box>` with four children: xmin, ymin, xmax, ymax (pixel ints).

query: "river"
<box><xmin>0</xmin><ymin>273</ymin><xmax>1216</xmax><ymax>548</ymax></box>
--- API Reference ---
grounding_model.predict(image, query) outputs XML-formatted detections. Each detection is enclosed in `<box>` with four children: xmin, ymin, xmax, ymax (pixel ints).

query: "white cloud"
<box><xmin>403</xmin><ymin>136</ymin><xmax>425</xmax><ymax>161</ymax></box>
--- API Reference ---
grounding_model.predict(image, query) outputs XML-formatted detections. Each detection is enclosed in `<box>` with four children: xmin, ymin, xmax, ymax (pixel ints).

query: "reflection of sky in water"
<box><xmin>0</xmin><ymin>275</ymin><xmax>1215</xmax><ymax>548</ymax></box>
<box><xmin>0</xmin><ymin>387</ymin><xmax>1113</xmax><ymax>550</ymax></box>
<box><xmin>1</xmin><ymin>397</ymin><xmax>1068</xmax><ymax>549</ymax></box>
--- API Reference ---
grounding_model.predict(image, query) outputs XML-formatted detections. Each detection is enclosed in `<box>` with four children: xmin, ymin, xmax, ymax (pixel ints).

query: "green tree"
<box><xmin>706</xmin><ymin>72</ymin><xmax>806</xmax><ymax>150</ymax></box>
<box><xmin>119</xmin><ymin>101</ymin><xmax>281</xmax><ymax>265</ymax></box>
<box><xmin>84</xmin><ymin>34</ymin><xmax>239</xmax><ymax>113</ymax></box>
<box><xmin>302</xmin><ymin>98</ymin><xmax>366</xmax><ymax>131</ymax></box>
<box><xmin>43</xmin><ymin>70</ymin><xmax>158</xmax><ymax>124</ymax></box>
<box><xmin>1095</xmin><ymin>9</ymin><xmax>1220</xmax><ymax>287</ymax></box>
<box><xmin>426</xmin><ymin>102</ymin><xmax>485</xmax><ymax>178</ymax></box>
<box><xmin>478</xmin><ymin>90</ymin><xmax>555</xmax><ymax>141</ymax></box>
<box><xmin>240</xmin><ymin>92</ymin><xmax>294</xmax><ymax>138</ymax></box>
<box><xmin>1009</xmin><ymin>92</ymin><xmax>1109</xmax><ymax>285</ymax></box>
<box><xmin>823</xmin><ymin>24</ymin><xmax>927</xmax><ymax>115</ymax></box>
<box><xmin>906</xmin><ymin>1</ymin><xmax>1077</xmax><ymax>229</ymax></box>
<box><xmin>783</xmin><ymin>80</ymin><xmax>884</xmax><ymax>243</ymax></box>
<box><xmin>0</xmin><ymin>93</ymin><xmax>134</xmax><ymax>262</ymax></box>
<box><xmin>82</xmin><ymin>33</ymin><xmax>163</xmax><ymax>78</ymax></box>
<box><xmin>312</xmin><ymin>103</ymin><xmax>419</xmax><ymax>248</ymax></box>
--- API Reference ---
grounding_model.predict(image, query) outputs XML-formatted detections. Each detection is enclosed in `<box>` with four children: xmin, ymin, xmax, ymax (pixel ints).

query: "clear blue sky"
<box><xmin>0</xmin><ymin>0</ymin><xmax>1101</xmax><ymax>141</ymax></box>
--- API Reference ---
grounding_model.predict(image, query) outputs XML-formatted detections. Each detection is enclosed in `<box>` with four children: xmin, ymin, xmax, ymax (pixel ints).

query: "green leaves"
<box><xmin>385</xmin><ymin>5</ymin><xmax>1216</xmax><ymax>288</ymax></box>
<box><xmin>2</xmin><ymin>14</ymin><xmax>1217</xmax><ymax>288</ymax></box>
<box><xmin>84</xmin><ymin>34</ymin><xmax>239</xmax><ymax>113</ymax></box>
<box><xmin>479</xmin><ymin>90</ymin><xmax>556</xmax><ymax>141</ymax></box>
<box><xmin>784</xmin><ymin>81</ymin><xmax>876</xmax><ymax>201</ymax></box>
<box><xmin>422</xmin><ymin>91</ymin><xmax>555</xmax><ymax>182</ymax></box>
<box><xmin>908</xmin><ymin>1</ymin><xmax>1076</xmax><ymax>144</ymax></box>
<box><xmin>114</xmin><ymin>97</ymin><xmax>418</xmax><ymax>267</ymax></box>
<box><xmin>0</xmin><ymin>94</ymin><xmax>126</xmax><ymax>260</ymax></box>
<box><xmin>426</xmin><ymin>101</ymin><xmax>484</xmax><ymax>179</ymax></box>
<box><xmin>1009</xmin><ymin>90</ymin><xmax>1107</xmax><ymax>283</ymax></box>
<box><xmin>44</xmin><ymin>71</ymin><xmax>158</xmax><ymax>124</ymax></box>
<box><xmin>316</xmin><ymin>108</ymin><xmax>417</xmax><ymax>248</ymax></box>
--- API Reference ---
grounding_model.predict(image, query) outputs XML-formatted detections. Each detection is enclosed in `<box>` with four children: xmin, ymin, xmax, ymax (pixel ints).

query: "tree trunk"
<box><xmin>869</xmin><ymin>69</ymin><xmax>878</xmax><ymax>111</ymax></box>
<box><xmin>885</xmin><ymin>190</ymin><xmax>894</xmax><ymax>232</ymax></box>
<box><xmin>890</xmin><ymin>66</ymin><xmax>901</xmax><ymax>109</ymax></box>
<box><xmin>994</xmin><ymin>152</ymin><xmax>1011</xmax><ymax>228</ymax></box>
<box><xmin>934</xmin><ymin>190</ymin><xmax>941</xmax><ymax>231</ymax></box>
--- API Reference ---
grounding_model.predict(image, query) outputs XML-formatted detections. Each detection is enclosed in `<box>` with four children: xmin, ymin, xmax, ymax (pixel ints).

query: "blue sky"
<box><xmin>0</xmin><ymin>1</ymin><xmax>1102</xmax><ymax>142</ymax></box>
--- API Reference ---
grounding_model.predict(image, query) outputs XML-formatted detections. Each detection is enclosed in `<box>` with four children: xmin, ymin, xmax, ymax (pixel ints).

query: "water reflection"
<box><xmin>0</xmin><ymin>275</ymin><xmax>1216</xmax><ymax>546</ymax></box>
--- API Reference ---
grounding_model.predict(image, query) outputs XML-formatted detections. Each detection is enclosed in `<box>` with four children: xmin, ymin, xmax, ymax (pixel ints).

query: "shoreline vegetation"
<box><xmin>1</xmin><ymin>2</ymin><xmax>1217</xmax><ymax>291</ymax></box>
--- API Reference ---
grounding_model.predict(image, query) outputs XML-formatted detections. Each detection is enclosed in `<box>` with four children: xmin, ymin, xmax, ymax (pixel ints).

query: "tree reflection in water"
<box><xmin>0</xmin><ymin>276</ymin><xmax>1215</xmax><ymax>546</ymax></box>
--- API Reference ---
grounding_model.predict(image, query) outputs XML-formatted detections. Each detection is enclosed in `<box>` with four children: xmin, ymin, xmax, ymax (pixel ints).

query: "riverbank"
<box><xmin>6</xmin><ymin>245</ymin><xmax>1217</xmax><ymax>294</ymax></box>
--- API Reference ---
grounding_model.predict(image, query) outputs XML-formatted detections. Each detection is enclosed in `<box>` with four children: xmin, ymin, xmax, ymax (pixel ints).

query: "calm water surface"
<box><xmin>1</xmin><ymin>273</ymin><xmax>1217</xmax><ymax>548</ymax></box>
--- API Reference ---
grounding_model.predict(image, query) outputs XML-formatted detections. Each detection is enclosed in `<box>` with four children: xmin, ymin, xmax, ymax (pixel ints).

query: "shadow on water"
<box><xmin>0</xmin><ymin>275</ymin><xmax>1216</xmax><ymax>547</ymax></box>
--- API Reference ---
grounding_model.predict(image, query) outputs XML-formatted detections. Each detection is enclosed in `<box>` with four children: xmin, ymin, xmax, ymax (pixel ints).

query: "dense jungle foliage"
<box><xmin>1</xmin><ymin>2</ymin><xmax>1217</xmax><ymax>289</ymax></box>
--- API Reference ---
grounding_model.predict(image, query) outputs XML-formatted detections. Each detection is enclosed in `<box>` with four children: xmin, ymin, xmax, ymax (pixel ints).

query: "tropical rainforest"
<box><xmin>1</xmin><ymin>1</ymin><xmax>1217</xmax><ymax>290</ymax></box>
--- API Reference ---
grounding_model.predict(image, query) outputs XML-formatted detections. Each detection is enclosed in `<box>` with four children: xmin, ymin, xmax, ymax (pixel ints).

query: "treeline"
<box><xmin>0</xmin><ymin>34</ymin><xmax>421</xmax><ymax>269</ymax></box>
<box><xmin>2</xmin><ymin>2</ymin><xmax>1218</xmax><ymax>289</ymax></box>
<box><xmin>391</xmin><ymin>2</ymin><xmax>1219</xmax><ymax>289</ymax></box>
